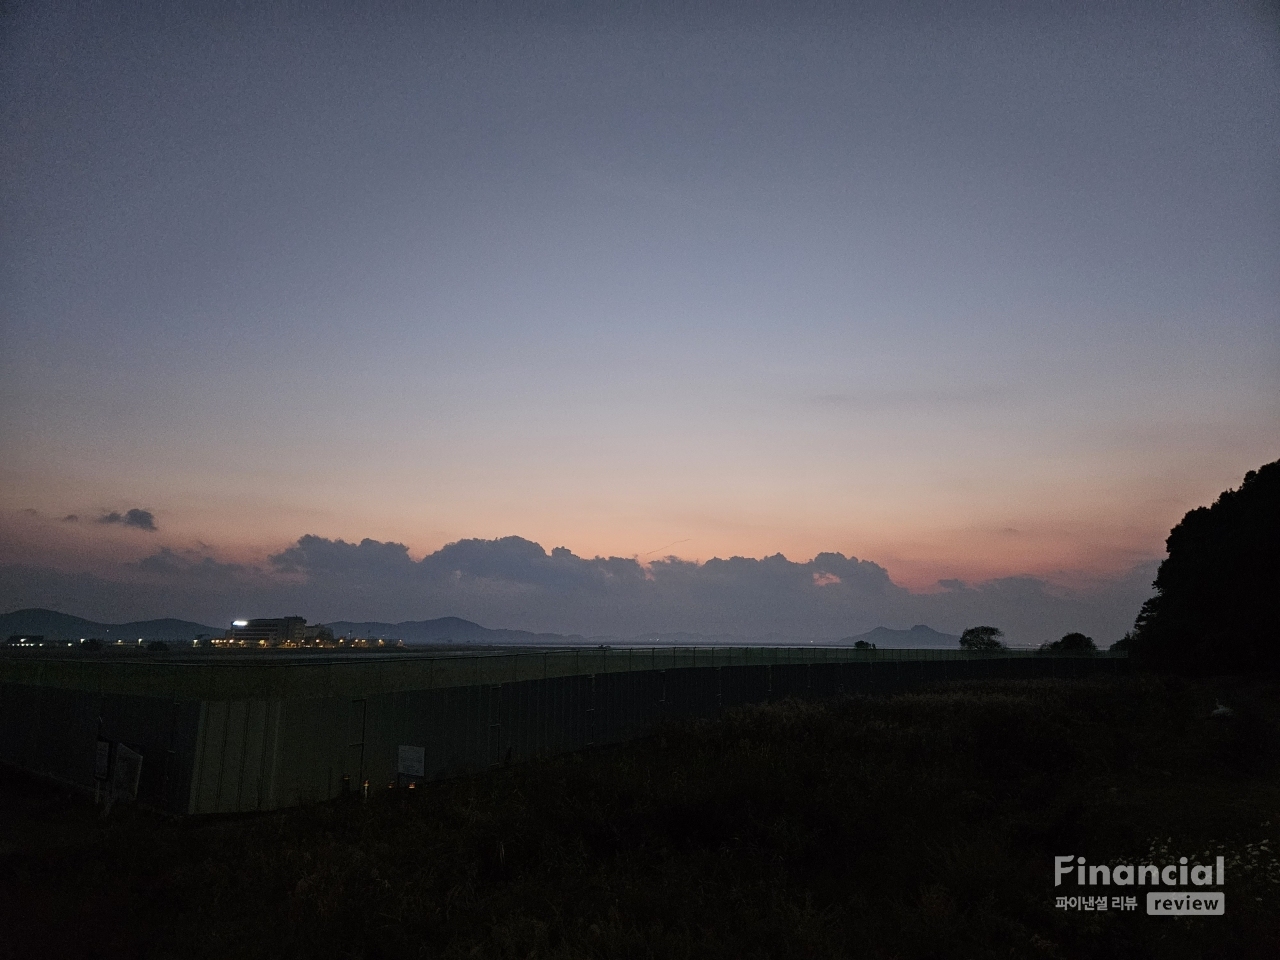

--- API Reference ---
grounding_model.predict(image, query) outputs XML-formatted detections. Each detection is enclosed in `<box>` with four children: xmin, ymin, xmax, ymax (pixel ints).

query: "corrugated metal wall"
<box><xmin>182</xmin><ymin>654</ymin><xmax>1124</xmax><ymax>814</ymax></box>
<box><xmin>0</xmin><ymin>681</ymin><xmax>202</xmax><ymax>811</ymax></box>
<box><xmin>3</xmin><ymin>651</ymin><xmax>1125</xmax><ymax>815</ymax></box>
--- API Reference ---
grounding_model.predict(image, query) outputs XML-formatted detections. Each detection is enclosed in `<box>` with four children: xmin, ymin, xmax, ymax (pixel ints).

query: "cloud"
<box><xmin>124</xmin><ymin>509</ymin><xmax>156</xmax><ymax>530</ymax></box>
<box><xmin>270</xmin><ymin>535</ymin><xmax>413</xmax><ymax>577</ymax></box>
<box><xmin>256</xmin><ymin>535</ymin><xmax>1147</xmax><ymax>644</ymax></box>
<box><xmin>133</xmin><ymin>547</ymin><xmax>249</xmax><ymax>582</ymax></box>
<box><xmin>61</xmin><ymin>514</ymin><xmax>79</xmax><ymax>523</ymax></box>
<box><xmin>98</xmin><ymin>508</ymin><xmax>157</xmax><ymax>531</ymax></box>
<box><xmin>0</xmin><ymin>535</ymin><xmax>1159</xmax><ymax>647</ymax></box>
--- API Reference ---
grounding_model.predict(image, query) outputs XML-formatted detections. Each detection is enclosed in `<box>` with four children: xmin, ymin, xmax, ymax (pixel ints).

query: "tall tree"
<box><xmin>1132</xmin><ymin>459</ymin><xmax>1279</xmax><ymax>670</ymax></box>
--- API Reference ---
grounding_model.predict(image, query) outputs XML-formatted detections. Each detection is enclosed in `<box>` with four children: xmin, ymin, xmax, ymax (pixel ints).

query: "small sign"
<box><xmin>397</xmin><ymin>745</ymin><xmax>425</xmax><ymax>777</ymax></box>
<box><xmin>94</xmin><ymin>740</ymin><xmax>111</xmax><ymax>780</ymax></box>
<box><xmin>111</xmin><ymin>743</ymin><xmax>143</xmax><ymax>801</ymax></box>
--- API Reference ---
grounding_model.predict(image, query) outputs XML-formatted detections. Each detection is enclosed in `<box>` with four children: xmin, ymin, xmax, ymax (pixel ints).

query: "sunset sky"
<box><xmin>2</xmin><ymin>1</ymin><xmax>1276</xmax><ymax>637</ymax></box>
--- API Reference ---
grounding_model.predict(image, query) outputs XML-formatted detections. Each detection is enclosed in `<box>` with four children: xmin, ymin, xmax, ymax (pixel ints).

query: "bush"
<box><xmin>1109</xmin><ymin>632</ymin><xmax>1134</xmax><ymax>654</ymax></box>
<box><xmin>6</xmin><ymin>676</ymin><xmax>1278</xmax><ymax>960</ymax></box>
<box><xmin>1039</xmin><ymin>633</ymin><xmax>1097</xmax><ymax>655</ymax></box>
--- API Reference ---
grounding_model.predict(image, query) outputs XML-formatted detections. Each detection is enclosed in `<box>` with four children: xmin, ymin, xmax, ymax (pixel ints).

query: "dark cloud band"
<box><xmin>0</xmin><ymin>534</ymin><xmax>1155</xmax><ymax>646</ymax></box>
<box><xmin>97</xmin><ymin>508</ymin><xmax>158</xmax><ymax>531</ymax></box>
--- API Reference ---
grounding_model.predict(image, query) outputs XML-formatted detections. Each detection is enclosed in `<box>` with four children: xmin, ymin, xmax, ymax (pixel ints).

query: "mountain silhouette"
<box><xmin>324</xmin><ymin>617</ymin><xmax>582</xmax><ymax>645</ymax></box>
<box><xmin>0</xmin><ymin>608</ymin><xmax>220</xmax><ymax>642</ymax></box>
<box><xmin>839</xmin><ymin>625</ymin><xmax>961</xmax><ymax>649</ymax></box>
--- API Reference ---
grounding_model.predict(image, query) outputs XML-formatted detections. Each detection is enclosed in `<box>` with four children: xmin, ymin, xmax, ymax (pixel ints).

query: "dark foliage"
<box><xmin>1132</xmin><ymin>459</ymin><xmax>1280</xmax><ymax>671</ymax></box>
<box><xmin>3</xmin><ymin>677</ymin><xmax>1276</xmax><ymax>959</ymax></box>
<box><xmin>1041</xmin><ymin>633</ymin><xmax>1098</xmax><ymax>655</ymax></box>
<box><xmin>960</xmin><ymin>625</ymin><xmax>1006</xmax><ymax>650</ymax></box>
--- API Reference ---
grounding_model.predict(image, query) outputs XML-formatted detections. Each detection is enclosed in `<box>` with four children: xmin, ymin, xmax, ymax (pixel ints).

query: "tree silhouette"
<box><xmin>1131</xmin><ymin>459</ymin><xmax>1279</xmax><ymax>671</ymax></box>
<box><xmin>960</xmin><ymin>626</ymin><xmax>1005</xmax><ymax>650</ymax></box>
<box><xmin>1040</xmin><ymin>632</ymin><xmax>1096</xmax><ymax>654</ymax></box>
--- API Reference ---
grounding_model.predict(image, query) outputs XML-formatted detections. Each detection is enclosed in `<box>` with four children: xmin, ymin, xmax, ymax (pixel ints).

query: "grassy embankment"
<box><xmin>1</xmin><ymin>674</ymin><xmax>1277</xmax><ymax>959</ymax></box>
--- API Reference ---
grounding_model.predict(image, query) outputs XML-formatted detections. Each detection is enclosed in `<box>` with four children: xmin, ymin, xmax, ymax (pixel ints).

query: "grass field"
<box><xmin>2</xmin><ymin>674</ymin><xmax>1277</xmax><ymax>959</ymax></box>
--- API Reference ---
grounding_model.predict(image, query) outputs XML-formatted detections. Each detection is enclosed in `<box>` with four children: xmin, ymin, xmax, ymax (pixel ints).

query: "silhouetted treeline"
<box><xmin>1039</xmin><ymin>632</ymin><xmax>1096</xmax><ymax>655</ymax></box>
<box><xmin>1132</xmin><ymin>459</ymin><xmax>1279</xmax><ymax>671</ymax></box>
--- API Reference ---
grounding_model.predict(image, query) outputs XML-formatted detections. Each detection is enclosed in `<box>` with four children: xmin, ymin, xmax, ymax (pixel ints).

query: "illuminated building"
<box><xmin>222</xmin><ymin>617</ymin><xmax>306</xmax><ymax>646</ymax></box>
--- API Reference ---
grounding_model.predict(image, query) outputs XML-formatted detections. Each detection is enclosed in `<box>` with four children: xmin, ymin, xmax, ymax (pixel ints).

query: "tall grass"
<box><xmin>2</xmin><ymin>675</ymin><xmax>1276</xmax><ymax>959</ymax></box>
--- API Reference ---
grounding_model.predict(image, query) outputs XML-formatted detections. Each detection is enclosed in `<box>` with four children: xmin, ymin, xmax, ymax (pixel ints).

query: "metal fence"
<box><xmin>0</xmin><ymin>645</ymin><xmax>1126</xmax><ymax>700</ymax></box>
<box><xmin>0</xmin><ymin>647</ymin><xmax>1127</xmax><ymax>816</ymax></box>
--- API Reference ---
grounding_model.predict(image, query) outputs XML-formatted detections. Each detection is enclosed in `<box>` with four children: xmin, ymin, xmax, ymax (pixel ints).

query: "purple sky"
<box><xmin>2</xmin><ymin>1</ymin><xmax>1276</xmax><ymax>641</ymax></box>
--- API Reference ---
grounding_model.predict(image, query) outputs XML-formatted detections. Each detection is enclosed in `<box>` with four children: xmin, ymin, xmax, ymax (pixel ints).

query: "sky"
<box><xmin>2</xmin><ymin>0</ymin><xmax>1277</xmax><ymax>641</ymax></box>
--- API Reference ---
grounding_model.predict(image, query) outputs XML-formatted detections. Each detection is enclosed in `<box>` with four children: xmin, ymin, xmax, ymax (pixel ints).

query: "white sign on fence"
<box><xmin>111</xmin><ymin>743</ymin><xmax>143</xmax><ymax>800</ymax></box>
<box><xmin>94</xmin><ymin>740</ymin><xmax>110</xmax><ymax>780</ymax></box>
<box><xmin>397</xmin><ymin>744</ymin><xmax>425</xmax><ymax>777</ymax></box>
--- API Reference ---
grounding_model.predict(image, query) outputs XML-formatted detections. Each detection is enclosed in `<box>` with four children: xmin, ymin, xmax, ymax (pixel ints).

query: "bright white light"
<box><xmin>232</xmin><ymin>620</ymin><xmax>249</xmax><ymax>627</ymax></box>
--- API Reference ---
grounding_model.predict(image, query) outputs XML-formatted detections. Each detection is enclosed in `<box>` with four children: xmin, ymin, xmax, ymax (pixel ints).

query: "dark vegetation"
<box><xmin>960</xmin><ymin>625</ymin><xmax>1006</xmax><ymax>651</ymax></box>
<box><xmin>1041</xmin><ymin>633</ymin><xmax>1098</xmax><ymax>655</ymax></box>
<box><xmin>1131</xmin><ymin>459</ymin><xmax>1279</xmax><ymax>672</ymax></box>
<box><xmin>1</xmin><ymin>464</ymin><xmax>1273</xmax><ymax>955</ymax></box>
<box><xmin>2</xmin><ymin>676</ymin><xmax>1276</xmax><ymax>960</ymax></box>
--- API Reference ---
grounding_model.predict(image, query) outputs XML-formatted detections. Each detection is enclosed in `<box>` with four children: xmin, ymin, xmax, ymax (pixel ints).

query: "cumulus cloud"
<box><xmin>255</xmin><ymin>535</ymin><xmax>1145</xmax><ymax>644</ymax></box>
<box><xmin>0</xmin><ymin>535</ymin><xmax>1159</xmax><ymax>647</ymax></box>
<box><xmin>271</xmin><ymin>535</ymin><xmax>414</xmax><ymax>578</ymax></box>
<box><xmin>133</xmin><ymin>547</ymin><xmax>249</xmax><ymax>582</ymax></box>
<box><xmin>98</xmin><ymin>508</ymin><xmax>157</xmax><ymax>531</ymax></box>
<box><xmin>122</xmin><ymin>508</ymin><xmax>157</xmax><ymax>530</ymax></box>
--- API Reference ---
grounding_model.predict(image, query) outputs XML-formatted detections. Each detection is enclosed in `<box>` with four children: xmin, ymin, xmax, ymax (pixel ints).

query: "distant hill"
<box><xmin>325</xmin><ymin>617</ymin><xmax>583</xmax><ymax>645</ymax></box>
<box><xmin>840</xmin><ymin>625</ymin><xmax>961</xmax><ymax>649</ymax></box>
<box><xmin>0</xmin><ymin>608</ymin><xmax>221</xmax><ymax>643</ymax></box>
<box><xmin>327</xmin><ymin>621</ymin><xmax>965</xmax><ymax>648</ymax></box>
<box><xmin>611</xmin><ymin>632</ymin><xmax>867</xmax><ymax>646</ymax></box>
<box><xmin>0</xmin><ymin>609</ymin><xmax>965</xmax><ymax>650</ymax></box>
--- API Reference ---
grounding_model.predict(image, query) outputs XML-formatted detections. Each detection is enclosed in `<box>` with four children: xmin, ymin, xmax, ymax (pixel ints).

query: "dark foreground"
<box><xmin>2</xmin><ymin>676</ymin><xmax>1276</xmax><ymax>959</ymax></box>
